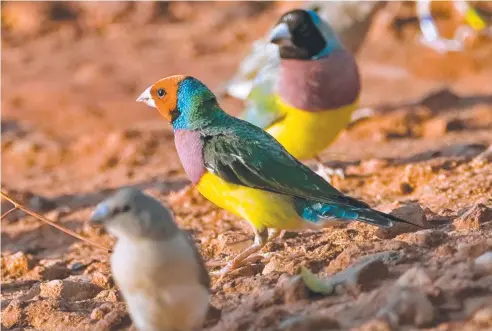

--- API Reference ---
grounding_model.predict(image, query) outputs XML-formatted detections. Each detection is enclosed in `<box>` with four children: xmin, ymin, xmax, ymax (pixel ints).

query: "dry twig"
<box><xmin>1</xmin><ymin>190</ymin><xmax>112</xmax><ymax>253</ymax></box>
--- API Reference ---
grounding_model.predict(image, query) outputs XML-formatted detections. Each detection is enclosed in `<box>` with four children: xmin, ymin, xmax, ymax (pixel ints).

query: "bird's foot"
<box><xmin>211</xmin><ymin>243</ymin><xmax>264</xmax><ymax>277</ymax></box>
<box><xmin>242</xmin><ymin>251</ymin><xmax>278</xmax><ymax>264</ymax></box>
<box><xmin>315</xmin><ymin>165</ymin><xmax>345</xmax><ymax>183</ymax></box>
<box><xmin>211</xmin><ymin>251</ymin><xmax>280</xmax><ymax>277</ymax></box>
<box><xmin>210</xmin><ymin>260</ymin><xmax>239</xmax><ymax>277</ymax></box>
<box><xmin>211</xmin><ymin>228</ymin><xmax>268</xmax><ymax>278</ymax></box>
<box><xmin>267</xmin><ymin>228</ymin><xmax>285</xmax><ymax>241</ymax></box>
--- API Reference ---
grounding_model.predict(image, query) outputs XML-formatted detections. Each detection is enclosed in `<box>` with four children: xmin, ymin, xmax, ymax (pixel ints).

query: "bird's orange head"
<box><xmin>137</xmin><ymin>75</ymin><xmax>221</xmax><ymax>130</ymax></box>
<box><xmin>136</xmin><ymin>75</ymin><xmax>188</xmax><ymax>122</ymax></box>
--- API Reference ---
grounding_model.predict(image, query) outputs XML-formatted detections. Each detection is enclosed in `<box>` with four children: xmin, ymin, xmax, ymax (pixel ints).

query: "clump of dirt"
<box><xmin>2</xmin><ymin>2</ymin><xmax>492</xmax><ymax>331</ymax></box>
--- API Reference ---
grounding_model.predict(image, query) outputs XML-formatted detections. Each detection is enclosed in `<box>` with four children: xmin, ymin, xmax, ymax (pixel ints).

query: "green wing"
<box><xmin>202</xmin><ymin>118</ymin><xmax>368</xmax><ymax>208</ymax></box>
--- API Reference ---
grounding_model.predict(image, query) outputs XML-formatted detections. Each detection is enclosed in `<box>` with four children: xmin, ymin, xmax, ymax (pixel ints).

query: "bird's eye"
<box><xmin>121</xmin><ymin>204</ymin><xmax>131</xmax><ymax>213</ymax></box>
<box><xmin>157</xmin><ymin>88</ymin><xmax>166</xmax><ymax>98</ymax></box>
<box><xmin>112</xmin><ymin>204</ymin><xmax>131</xmax><ymax>216</ymax></box>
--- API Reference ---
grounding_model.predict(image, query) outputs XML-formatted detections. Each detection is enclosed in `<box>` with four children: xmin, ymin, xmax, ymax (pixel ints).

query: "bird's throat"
<box><xmin>174</xmin><ymin>130</ymin><xmax>206</xmax><ymax>184</ymax></box>
<box><xmin>278</xmin><ymin>51</ymin><xmax>360</xmax><ymax>112</ymax></box>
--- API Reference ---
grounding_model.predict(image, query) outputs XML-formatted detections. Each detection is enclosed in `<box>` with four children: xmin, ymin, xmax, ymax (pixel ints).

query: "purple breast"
<box><xmin>174</xmin><ymin>130</ymin><xmax>206</xmax><ymax>184</ymax></box>
<box><xmin>277</xmin><ymin>51</ymin><xmax>360</xmax><ymax>112</ymax></box>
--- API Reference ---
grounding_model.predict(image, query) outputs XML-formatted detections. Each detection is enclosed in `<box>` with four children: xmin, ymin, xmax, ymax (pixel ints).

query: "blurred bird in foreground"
<box><xmin>224</xmin><ymin>7</ymin><xmax>381</xmax><ymax>182</ymax></box>
<box><xmin>90</xmin><ymin>188</ymin><xmax>210</xmax><ymax>331</ymax></box>
<box><xmin>137</xmin><ymin>75</ymin><xmax>417</xmax><ymax>275</ymax></box>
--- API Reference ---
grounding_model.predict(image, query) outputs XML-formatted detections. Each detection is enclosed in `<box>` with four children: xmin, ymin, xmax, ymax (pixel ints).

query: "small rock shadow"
<box><xmin>322</xmin><ymin>143</ymin><xmax>488</xmax><ymax>172</ymax></box>
<box><xmin>52</xmin><ymin>177</ymin><xmax>190</xmax><ymax>213</ymax></box>
<box><xmin>396</xmin><ymin>143</ymin><xmax>488</xmax><ymax>165</ymax></box>
<box><xmin>374</xmin><ymin>89</ymin><xmax>492</xmax><ymax>115</ymax></box>
<box><xmin>1</xmin><ymin>178</ymin><xmax>190</xmax><ymax>256</ymax></box>
<box><xmin>1</xmin><ymin>220</ymin><xmax>81</xmax><ymax>257</ymax></box>
<box><xmin>2</xmin><ymin>177</ymin><xmax>190</xmax><ymax>221</ymax></box>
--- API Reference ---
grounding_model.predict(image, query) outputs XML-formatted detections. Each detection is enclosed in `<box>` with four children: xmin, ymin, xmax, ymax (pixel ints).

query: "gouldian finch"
<box><xmin>90</xmin><ymin>188</ymin><xmax>210</xmax><ymax>331</ymax></box>
<box><xmin>221</xmin><ymin>2</ymin><xmax>384</xmax><ymax>100</ymax></box>
<box><xmin>137</xmin><ymin>75</ymin><xmax>414</xmax><ymax>274</ymax></box>
<box><xmin>238</xmin><ymin>9</ymin><xmax>364</xmax><ymax>182</ymax></box>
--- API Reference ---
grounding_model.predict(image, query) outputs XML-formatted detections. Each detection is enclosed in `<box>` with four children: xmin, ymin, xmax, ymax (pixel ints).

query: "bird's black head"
<box><xmin>270</xmin><ymin>9</ymin><xmax>327</xmax><ymax>60</ymax></box>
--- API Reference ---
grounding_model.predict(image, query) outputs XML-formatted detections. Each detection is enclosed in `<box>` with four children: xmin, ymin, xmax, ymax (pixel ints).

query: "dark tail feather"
<box><xmin>357</xmin><ymin>209</ymin><xmax>425</xmax><ymax>229</ymax></box>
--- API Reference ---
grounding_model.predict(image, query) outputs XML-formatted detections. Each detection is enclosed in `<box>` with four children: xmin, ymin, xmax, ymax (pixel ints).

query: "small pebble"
<box><xmin>1</xmin><ymin>300</ymin><xmax>23</xmax><ymax>329</ymax></box>
<box><xmin>376</xmin><ymin>203</ymin><xmax>428</xmax><ymax>239</ymax></box>
<box><xmin>2</xmin><ymin>252</ymin><xmax>30</xmax><ymax>278</ymax></box>
<box><xmin>457</xmin><ymin>240</ymin><xmax>490</xmax><ymax>259</ymax></box>
<box><xmin>38</xmin><ymin>260</ymin><xmax>71</xmax><ymax>280</ymax></box>
<box><xmin>69</xmin><ymin>262</ymin><xmax>86</xmax><ymax>271</ymax></box>
<box><xmin>91</xmin><ymin>272</ymin><xmax>114</xmax><ymax>289</ymax></box>
<box><xmin>262</xmin><ymin>257</ymin><xmax>281</xmax><ymax>275</ymax></box>
<box><xmin>377</xmin><ymin>287</ymin><xmax>435</xmax><ymax>327</ymax></box>
<box><xmin>40</xmin><ymin>279</ymin><xmax>102</xmax><ymax>301</ymax></box>
<box><xmin>396</xmin><ymin>267</ymin><xmax>433</xmax><ymax>289</ymax></box>
<box><xmin>94</xmin><ymin>289</ymin><xmax>120</xmax><ymax>303</ymax></box>
<box><xmin>453</xmin><ymin>204</ymin><xmax>492</xmax><ymax>230</ymax></box>
<box><xmin>399</xmin><ymin>182</ymin><xmax>414</xmax><ymax>194</ymax></box>
<box><xmin>325</xmin><ymin>257</ymin><xmax>389</xmax><ymax>294</ymax></box>
<box><xmin>276</xmin><ymin>274</ymin><xmax>309</xmax><ymax>304</ymax></box>
<box><xmin>93</xmin><ymin>309</ymin><xmax>127</xmax><ymax>331</ymax></box>
<box><xmin>90</xmin><ymin>303</ymin><xmax>113</xmax><ymax>321</ymax></box>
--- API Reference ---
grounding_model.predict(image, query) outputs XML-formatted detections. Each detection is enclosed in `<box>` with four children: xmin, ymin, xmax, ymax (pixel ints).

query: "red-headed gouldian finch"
<box><xmin>90</xmin><ymin>188</ymin><xmax>210</xmax><ymax>331</ymax></box>
<box><xmin>137</xmin><ymin>75</ymin><xmax>417</xmax><ymax>275</ymax></box>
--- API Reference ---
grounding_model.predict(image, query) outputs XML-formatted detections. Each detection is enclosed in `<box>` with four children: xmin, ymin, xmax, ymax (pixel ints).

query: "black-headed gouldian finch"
<box><xmin>137</xmin><ymin>75</ymin><xmax>415</xmax><ymax>275</ymax></box>
<box><xmin>90</xmin><ymin>188</ymin><xmax>210</xmax><ymax>331</ymax></box>
<box><xmin>222</xmin><ymin>2</ymin><xmax>384</xmax><ymax>100</ymax></box>
<box><xmin>237</xmin><ymin>9</ymin><xmax>364</xmax><ymax>182</ymax></box>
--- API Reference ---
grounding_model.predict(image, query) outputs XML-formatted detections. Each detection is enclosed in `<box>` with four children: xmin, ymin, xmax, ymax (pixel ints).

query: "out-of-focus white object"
<box><xmin>220</xmin><ymin>1</ymin><xmax>384</xmax><ymax>101</ymax></box>
<box><xmin>224</xmin><ymin>40</ymin><xmax>279</xmax><ymax>100</ymax></box>
<box><xmin>417</xmin><ymin>0</ymin><xmax>492</xmax><ymax>53</ymax></box>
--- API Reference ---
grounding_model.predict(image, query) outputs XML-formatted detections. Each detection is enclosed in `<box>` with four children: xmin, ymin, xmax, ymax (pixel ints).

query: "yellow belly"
<box><xmin>266</xmin><ymin>97</ymin><xmax>358</xmax><ymax>160</ymax></box>
<box><xmin>196</xmin><ymin>172</ymin><xmax>307</xmax><ymax>230</ymax></box>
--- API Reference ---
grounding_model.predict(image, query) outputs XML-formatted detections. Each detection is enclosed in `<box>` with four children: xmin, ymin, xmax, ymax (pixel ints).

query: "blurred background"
<box><xmin>2</xmin><ymin>2</ymin><xmax>492</xmax><ymax>331</ymax></box>
<box><xmin>2</xmin><ymin>0</ymin><xmax>492</xmax><ymax>231</ymax></box>
<box><xmin>2</xmin><ymin>1</ymin><xmax>491</xmax><ymax>139</ymax></box>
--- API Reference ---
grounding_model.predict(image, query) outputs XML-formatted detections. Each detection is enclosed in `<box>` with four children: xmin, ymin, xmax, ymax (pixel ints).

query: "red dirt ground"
<box><xmin>2</xmin><ymin>2</ymin><xmax>492</xmax><ymax>330</ymax></box>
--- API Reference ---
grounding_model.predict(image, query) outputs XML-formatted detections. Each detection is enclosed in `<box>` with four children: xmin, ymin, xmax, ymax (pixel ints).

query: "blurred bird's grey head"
<box><xmin>269</xmin><ymin>9</ymin><xmax>342</xmax><ymax>60</ymax></box>
<box><xmin>90</xmin><ymin>188</ymin><xmax>178</xmax><ymax>240</ymax></box>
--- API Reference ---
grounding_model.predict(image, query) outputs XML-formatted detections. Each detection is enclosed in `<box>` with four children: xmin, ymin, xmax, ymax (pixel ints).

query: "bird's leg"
<box><xmin>314</xmin><ymin>155</ymin><xmax>344</xmax><ymax>183</ymax></box>
<box><xmin>264</xmin><ymin>228</ymin><xmax>283</xmax><ymax>259</ymax></box>
<box><xmin>238</xmin><ymin>228</ymin><xmax>287</xmax><ymax>266</ymax></box>
<box><xmin>214</xmin><ymin>227</ymin><xmax>268</xmax><ymax>276</ymax></box>
<box><xmin>267</xmin><ymin>228</ymin><xmax>283</xmax><ymax>241</ymax></box>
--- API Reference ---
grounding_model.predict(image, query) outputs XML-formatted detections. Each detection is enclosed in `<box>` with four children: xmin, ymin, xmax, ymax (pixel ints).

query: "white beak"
<box><xmin>268</xmin><ymin>23</ymin><xmax>291</xmax><ymax>44</ymax></box>
<box><xmin>136</xmin><ymin>86</ymin><xmax>156</xmax><ymax>108</ymax></box>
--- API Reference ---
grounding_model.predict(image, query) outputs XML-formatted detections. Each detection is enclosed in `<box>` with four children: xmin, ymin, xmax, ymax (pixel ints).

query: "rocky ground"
<box><xmin>2</xmin><ymin>2</ymin><xmax>492</xmax><ymax>330</ymax></box>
